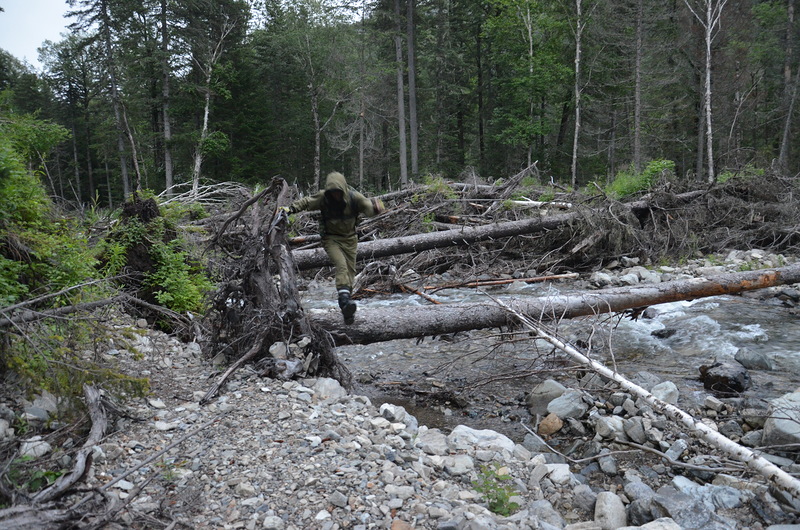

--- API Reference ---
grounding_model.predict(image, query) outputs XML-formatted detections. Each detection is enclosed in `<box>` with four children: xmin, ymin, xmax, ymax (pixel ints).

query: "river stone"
<box><xmin>527</xmin><ymin>499</ymin><xmax>567</xmax><ymax>528</ymax></box>
<box><xmin>447</xmin><ymin>425</ymin><xmax>515</xmax><ymax>453</ymax></box>
<box><xmin>312</xmin><ymin>377</ymin><xmax>347</xmax><ymax>401</ymax></box>
<box><xmin>415</xmin><ymin>427</ymin><xmax>449</xmax><ymax>455</ymax></box>
<box><xmin>624</xmin><ymin>479</ymin><xmax>656</xmax><ymax>501</ymax></box>
<box><xmin>618</xmin><ymin>518</ymin><xmax>683</xmax><ymax>530</ymax></box>
<box><xmin>594</xmin><ymin>491</ymin><xmax>627</xmax><ymax>529</ymax></box>
<box><xmin>699</xmin><ymin>360</ymin><xmax>751</xmax><ymax>395</ymax></box>
<box><xmin>593</xmin><ymin>415</ymin><xmax>625</xmax><ymax>440</ymax></box>
<box><xmin>522</xmin><ymin>432</ymin><xmax>550</xmax><ymax>453</ymax></box>
<box><xmin>650</xmin><ymin>486</ymin><xmax>714</xmax><ymax>528</ymax></box>
<box><xmin>763</xmin><ymin>392</ymin><xmax>800</xmax><ymax>446</ymax></box>
<box><xmin>547</xmin><ymin>390</ymin><xmax>589</xmax><ymax>419</ymax></box>
<box><xmin>741</xmin><ymin>407</ymin><xmax>768</xmax><ymax>429</ymax></box>
<box><xmin>538</xmin><ymin>413</ymin><xmax>563</xmax><ymax>436</ymax></box>
<box><xmin>572</xmin><ymin>483</ymin><xmax>598</xmax><ymax>512</ymax></box>
<box><xmin>20</xmin><ymin>436</ymin><xmax>52</xmax><ymax>458</ymax></box>
<box><xmin>442</xmin><ymin>454</ymin><xmax>474</xmax><ymax>475</ymax></box>
<box><xmin>623</xmin><ymin>417</ymin><xmax>647</xmax><ymax>444</ymax></box>
<box><xmin>590</xmin><ymin>271</ymin><xmax>614</xmax><ymax>287</ymax></box>
<box><xmin>526</xmin><ymin>379</ymin><xmax>567</xmax><ymax>415</ymax></box>
<box><xmin>735</xmin><ymin>347</ymin><xmax>773</xmax><ymax>370</ymax></box>
<box><xmin>0</xmin><ymin>419</ymin><xmax>12</xmax><ymax>440</ymax></box>
<box><xmin>650</xmin><ymin>381</ymin><xmax>679</xmax><ymax>405</ymax></box>
<box><xmin>630</xmin><ymin>371</ymin><xmax>662</xmax><ymax>392</ymax></box>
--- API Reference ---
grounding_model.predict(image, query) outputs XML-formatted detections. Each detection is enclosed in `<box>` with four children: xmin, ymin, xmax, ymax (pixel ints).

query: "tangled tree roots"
<box><xmin>202</xmin><ymin>178</ymin><xmax>352</xmax><ymax>392</ymax></box>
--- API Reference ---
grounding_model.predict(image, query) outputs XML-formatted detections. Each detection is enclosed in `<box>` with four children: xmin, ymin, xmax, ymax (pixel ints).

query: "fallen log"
<box><xmin>291</xmin><ymin>190</ymin><xmax>706</xmax><ymax>270</ymax></box>
<box><xmin>499</xmin><ymin>299</ymin><xmax>800</xmax><ymax>500</ymax></box>
<box><xmin>293</xmin><ymin>211</ymin><xmax>578</xmax><ymax>269</ymax></box>
<box><xmin>309</xmin><ymin>263</ymin><xmax>800</xmax><ymax>345</ymax></box>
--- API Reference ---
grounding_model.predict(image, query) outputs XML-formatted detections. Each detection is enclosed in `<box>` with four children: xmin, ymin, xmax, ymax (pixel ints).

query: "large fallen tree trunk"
<box><xmin>291</xmin><ymin>190</ymin><xmax>706</xmax><ymax>270</ymax></box>
<box><xmin>309</xmin><ymin>263</ymin><xmax>800</xmax><ymax>345</ymax></box>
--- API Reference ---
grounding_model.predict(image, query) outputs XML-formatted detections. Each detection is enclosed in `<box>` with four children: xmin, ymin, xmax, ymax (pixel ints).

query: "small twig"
<box><xmin>616</xmin><ymin>440</ymin><xmax>744</xmax><ymax>473</ymax></box>
<box><xmin>70</xmin><ymin>415</ymin><xmax>221</xmax><ymax>512</ymax></box>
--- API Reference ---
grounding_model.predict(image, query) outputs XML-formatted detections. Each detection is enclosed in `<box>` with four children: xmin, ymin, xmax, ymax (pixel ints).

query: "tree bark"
<box><xmin>290</xmin><ymin>190</ymin><xmax>706</xmax><ymax>270</ymax></box>
<box><xmin>309</xmin><ymin>263</ymin><xmax>800</xmax><ymax>345</ymax></box>
<box><xmin>406</xmin><ymin>0</ymin><xmax>419</xmax><ymax>180</ymax></box>
<box><xmin>161</xmin><ymin>0</ymin><xmax>174</xmax><ymax>195</ymax></box>
<box><xmin>394</xmin><ymin>0</ymin><xmax>408</xmax><ymax>186</ymax></box>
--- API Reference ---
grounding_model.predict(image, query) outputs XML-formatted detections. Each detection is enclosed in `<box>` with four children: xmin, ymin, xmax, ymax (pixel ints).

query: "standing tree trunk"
<box><xmin>394</xmin><ymin>0</ymin><xmax>409</xmax><ymax>187</ymax></box>
<box><xmin>779</xmin><ymin>0</ymin><xmax>797</xmax><ymax>173</ymax></box>
<box><xmin>191</xmin><ymin>18</ymin><xmax>235</xmax><ymax>198</ymax></box>
<box><xmin>406</xmin><ymin>0</ymin><xmax>419</xmax><ymax>180</ymax></box>
<box><xmin>633</xmin><ymin>0</ymin><xmax>643</xmax><ymax>174</ymax></box>
<box><xmin>161</xmin><ymin>0</ymin><xmax>174</xmax><ymax>196</ymax></box>
<box><xmin>98</xmin><ymin>0</ymin><xmax>131</xmax><ymax>199</ymax></box>
<box><xmin>570</xmin><ymin>0</ymin><xmax>586</xmax><ymax>189</ymax></box>
<box><xmin>684</xmin><ymin>0</ymin><xmax>728</xmax><ymax>184</ymax></box>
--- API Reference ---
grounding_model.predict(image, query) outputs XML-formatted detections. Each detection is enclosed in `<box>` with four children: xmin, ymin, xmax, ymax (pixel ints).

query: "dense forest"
<box><xmin>2</xmin><ymin>0</ymin><xmax>799</xmax><ymax>207</ymax></box>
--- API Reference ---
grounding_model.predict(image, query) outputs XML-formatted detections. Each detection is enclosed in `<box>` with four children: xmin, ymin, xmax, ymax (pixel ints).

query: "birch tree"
<box><xmin>683</xmin><ymin>0</ymin><xmax>728</xmax><ymax>184</ymax></box>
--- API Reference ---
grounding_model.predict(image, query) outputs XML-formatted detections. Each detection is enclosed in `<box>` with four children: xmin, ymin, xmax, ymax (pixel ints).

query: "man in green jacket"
<box><xmin>285</xmin><ymin>172</ymin><xmax>385</xmax><ymax>325</ymax></box>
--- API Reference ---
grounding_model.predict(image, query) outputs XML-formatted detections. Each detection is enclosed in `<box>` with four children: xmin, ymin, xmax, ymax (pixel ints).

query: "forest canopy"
<box><xmin>0</xmin><ymin>0</ymin><xmax>797</xmax><ymax>209</ymax></box>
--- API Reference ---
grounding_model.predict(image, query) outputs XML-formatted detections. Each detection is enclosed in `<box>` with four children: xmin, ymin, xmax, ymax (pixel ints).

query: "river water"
<box><xmin>301</xmin><ymin>278</ymin><xmax>800</xmax><ymax>442</ymax></box>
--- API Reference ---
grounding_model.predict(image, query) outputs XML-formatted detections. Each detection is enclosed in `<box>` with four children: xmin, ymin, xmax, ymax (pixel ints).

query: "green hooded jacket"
<box><xmin>289</xmin><ymin>172</ymin><xmax>379</xmax><ymax>238</ymax></box>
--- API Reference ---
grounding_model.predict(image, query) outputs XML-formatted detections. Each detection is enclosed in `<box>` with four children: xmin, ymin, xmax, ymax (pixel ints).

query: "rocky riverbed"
<box><xmin>3</xmin><ymin>249</ymin><xmax>800</xmax><ymax>529</ymax></box>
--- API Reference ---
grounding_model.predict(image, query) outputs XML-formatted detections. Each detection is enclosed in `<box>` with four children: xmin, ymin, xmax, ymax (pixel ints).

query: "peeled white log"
<box><xmin>498</xmin><ymin>299</ymin><xmax>800</xmax><ymax>500</ymax></box>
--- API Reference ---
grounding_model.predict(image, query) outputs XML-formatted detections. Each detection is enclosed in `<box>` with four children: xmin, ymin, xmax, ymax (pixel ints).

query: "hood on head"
<box><xmin>324</xmin><ymin>172</ymin><xmax>348</xmax><ymax>194</ymax></box>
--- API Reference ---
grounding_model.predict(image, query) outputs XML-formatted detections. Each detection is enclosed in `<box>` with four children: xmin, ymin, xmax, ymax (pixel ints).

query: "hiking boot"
<box><xmin>338</xmin><ymin>290</ymin><xmax>357</xmax><ymax>325</ymax></box>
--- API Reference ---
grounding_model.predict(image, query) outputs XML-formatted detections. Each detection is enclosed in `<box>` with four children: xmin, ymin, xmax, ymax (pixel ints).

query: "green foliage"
<box><xmin>420</xmin><ymin>212</ymin><xmax>437</xmax><ymax>232</ymax></box>
<box><xmin>422</xmin><ymin>175</ymin><xmax>458</xmax><ymax>199</ymax></box>
<box><xmin>0</xmin><ymin>113</ymin><xmax>96</xmax><ymax>306</ymax></box>
<box><xmin>472</xmin><ymin>463</ymin><xmax>520</xmax><ymax>516</ymax></box>
<box><xmin>3</xmin><ymin>321</ymin><xmax>151</xmax><ymax>403</ymax></box>
<box><xmin>147</xmin><ymin>240</ymin><xmax>214</xmax><ymax>313</ymax></box>
<box><xmin>606</xmin><ymin>159</ymin><xmax>676</xmax><ymax>199</ymax></box>
<box><xmin>6</xmin><ymin>455</ymin><xmax>65</xmax><ymax>493</ymax></box>
<box><xmin>96</xmin><ymin>205</ymin><xmax>214</xmax><ymax>314</ymax></box>
<box><xmin>537</xmin><ymin>191</ymin><xmax>556</xmax><ymax>202</ymax></box>
<box><xmin>717</xmin><ymin>165</ymin><xmax>765</xmax><ymax>184</ymax></box>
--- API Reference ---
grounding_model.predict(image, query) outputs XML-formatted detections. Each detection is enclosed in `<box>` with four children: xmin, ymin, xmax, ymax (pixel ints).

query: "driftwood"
<box><xmin>499</xmin><ymin>299</ymin><xmax>800</xmax><ymax>500</ymax></box>
<box><xmin>309</xmin><ymin>263</ymin><xmax>800</xmax><ymax>345</ymax></box>
<box><xmin>0</xmin><ymin>385</ymin><xmax>108</xmax><ymax>528</ymax></box>
<box><xmin>203</xmin><ymin>177</ymin><xmax>352</xmax><ymax>392</ymax></box>
<box><xmin>290</xmin><ymin>190</ymin><xmax>706</xmax><ymax>270</ymax></box>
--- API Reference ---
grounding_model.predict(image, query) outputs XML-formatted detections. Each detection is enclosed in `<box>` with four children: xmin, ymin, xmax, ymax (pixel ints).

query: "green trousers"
<box><xmin>323</xmin><ymin>234</ymin><xmax>357</xmax><ymax>292</ymax></box>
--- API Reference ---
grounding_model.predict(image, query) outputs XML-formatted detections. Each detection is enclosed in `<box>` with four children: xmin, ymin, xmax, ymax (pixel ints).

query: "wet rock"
<box><xmin>763</xmin><ymin>392</ymin><xmax>800</xmax><ymax>447</ymax></box>
<box><xmin>699</xmin><ymin>360</ymin><xmax>751</xmax><ymax>395</ymax></box>
<box><xmin>734</xmin><ymin>348</ymin><xmax>774</xmax><ymax>371</ymax></box>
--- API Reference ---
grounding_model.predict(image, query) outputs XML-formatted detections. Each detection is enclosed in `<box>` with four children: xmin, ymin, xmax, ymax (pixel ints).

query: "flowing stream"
<box><xmin>301</xmin><ymin>279</ymin><xmax>800</xmax><ymax>442</ymax></box>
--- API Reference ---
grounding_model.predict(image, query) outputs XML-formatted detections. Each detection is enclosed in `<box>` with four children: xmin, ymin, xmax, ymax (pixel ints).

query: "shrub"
<box><xmin>606</xmin><ymin>159</ymin><xmax>676</xmax><ymax>199</ymax></box>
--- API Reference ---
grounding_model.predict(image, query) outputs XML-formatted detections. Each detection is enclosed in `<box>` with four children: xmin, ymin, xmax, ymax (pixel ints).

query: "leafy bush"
<box><xmin>147</xmin><ymin>239</ymin><xmax>214</xmax><ymax>313</ymax></box>
<box><xmin>96</xmin><ymin>205</ymin><xmax>214</xmax><ymax>315</ymax></box>
<box><xmin>0</xmin><ymin>111</ymin><xmax>95</xmax><ymax>306</ymax></box>
<box><xmin>606</xmin><ymin>159</ymin><xmax>676</xmax><ymax>199</ymax></box>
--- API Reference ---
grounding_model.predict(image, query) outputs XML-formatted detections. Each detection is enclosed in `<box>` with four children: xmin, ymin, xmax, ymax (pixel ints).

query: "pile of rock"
<box><xmin>76</xmin><ymin>367</ymin><xmax>799</xmax><ymax>529</ymax></box>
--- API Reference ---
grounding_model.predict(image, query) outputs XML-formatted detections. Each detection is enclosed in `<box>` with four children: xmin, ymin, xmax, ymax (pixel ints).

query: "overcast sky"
<box><xmin>0</xmin><ymin>0</ymin><xmax>74</xmax><ymax>71</ymax></box>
